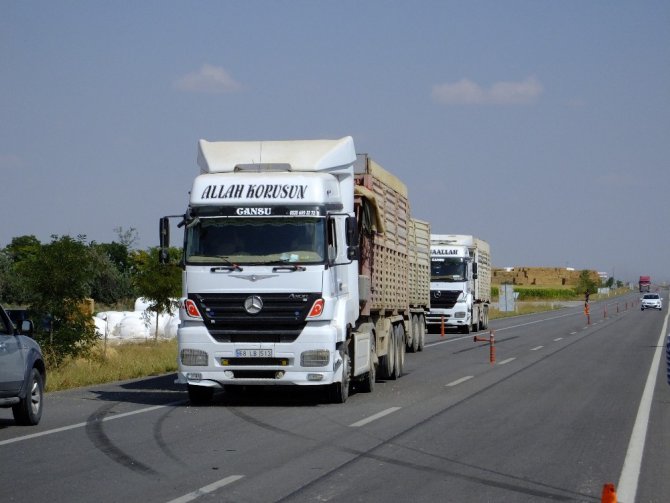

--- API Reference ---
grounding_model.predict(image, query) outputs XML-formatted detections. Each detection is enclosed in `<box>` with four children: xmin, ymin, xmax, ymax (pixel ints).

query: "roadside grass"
<box><xmin>46</xmin><ymin>339</ymin><xmax>178</xmax><ymax>392</ymax></box>
<box><xmin>489</xmin><ymin>287</ymin><xmax>631</xmax><ymax>320</ymax></box>
<box><xmin>489</xmin><ymin>302</ymin><xmax>562</xmax><ymax>320</ymax></box>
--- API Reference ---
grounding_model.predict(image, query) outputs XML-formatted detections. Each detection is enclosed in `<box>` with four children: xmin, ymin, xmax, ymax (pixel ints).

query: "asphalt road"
<box><xmin>1</xmin><ymin>291</ymin><xmax>668</xmax><ymax>503</ymax></box>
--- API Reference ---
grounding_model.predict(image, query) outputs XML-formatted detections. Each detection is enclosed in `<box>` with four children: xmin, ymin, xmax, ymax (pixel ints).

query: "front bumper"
<box><xmin>176</xmin><ymin>324</ymin><xmax>343</xmax><ymax>387</ymax></box>
<box><xmin>426</xmin><ymin>308</ymin><xmax>470</xmax><ymax>327</ymax></box>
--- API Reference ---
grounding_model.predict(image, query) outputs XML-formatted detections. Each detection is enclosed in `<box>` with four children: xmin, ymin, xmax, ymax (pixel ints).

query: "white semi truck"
<box><xmin>426</xmin><ymin>234</ymin><xmax>491</xmax><ymax>334</ymax></box>
<box><xmin>159</xmin><ymin>136</ymin><xmax>430</xmax><ymax>404</ymax></box>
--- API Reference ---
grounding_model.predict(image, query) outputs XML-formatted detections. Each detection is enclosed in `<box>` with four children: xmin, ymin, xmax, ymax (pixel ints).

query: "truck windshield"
<box><xmin>431</xmin><ymin>258</ymin><xmax>466</xmax><ymax>281</ymax></box>
<box><xmin>185</xmin><ymin>217</ymin><xmax>326</xmax><ymax>265</ymax></box>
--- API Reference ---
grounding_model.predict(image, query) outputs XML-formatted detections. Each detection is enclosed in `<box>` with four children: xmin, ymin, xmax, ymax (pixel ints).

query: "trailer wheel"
<box><xmin>358</xmin><ymin>344</ymin><xmax>376</xmax><ymax>393</ymax></box>
<box><xmin>330</xmin><ymin>343</ymin><xmax>350</xmax><ymax>403</ymax></box>
<box><xmin>417</xmin><ymin>315</ymin><xmax>426</xmax><ymax>351</ymax></box>
<box><xmin>393</xmin><ymin>323</ymin><xmax>405</xmax><ymax>379</ymax></box>
<box><xmin>379</xmin><ymin>325</ymin><xmax>395</xmax><ymax>380</ymax></box>
<box><xmin>408</xmin><ymin>315</ymin><xmax>419</xmax><ymax>353</ymax></box>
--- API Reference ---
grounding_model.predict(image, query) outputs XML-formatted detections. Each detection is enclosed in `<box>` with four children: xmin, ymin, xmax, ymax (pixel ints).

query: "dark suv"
<box><xmin>0</xmin><ymin>304</ymin><xmax>46</xmax><ymax>425</ymax></box>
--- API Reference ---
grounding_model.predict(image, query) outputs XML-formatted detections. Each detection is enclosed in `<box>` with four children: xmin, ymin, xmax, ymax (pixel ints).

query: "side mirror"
<box><xmin>19</xmin><ymin>320</ymin><xmax>34</xmax><ymax>336</ymax></box>
<box><xmin>159</xmin><ymin>217</ymin><xmax>170</xmax><ymax>264</ymax></box>
<box><xmin>160</xmin><ymin>217</ymin><xmax>170</xmax><ymax>248</ymax></box>
<box><xmin>159</xmin><ymin>248</ymin><xmax>170</xmax><ymax>264</ymax></box>
<box><xmin>347</xmin><ymin>246</ymin><xmax>359</xmax><ymax>261</ymax></box>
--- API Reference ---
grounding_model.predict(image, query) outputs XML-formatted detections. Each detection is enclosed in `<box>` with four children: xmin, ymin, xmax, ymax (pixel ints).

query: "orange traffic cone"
<box><xmin>601</xmin><ymin>483</ymin><xmax>617</xmax><ymax>503</ymax></box>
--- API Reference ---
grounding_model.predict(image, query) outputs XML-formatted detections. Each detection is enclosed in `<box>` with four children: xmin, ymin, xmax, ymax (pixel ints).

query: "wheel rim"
<box><xmin>342</xmin><ymin>348</ymin><xmax>350</xmax><ymax>392</ymax></box>
<box><xmin>30</xmin><ymin>377</ymin><xmax>41</xmax><ymax>415</ymax></box>
<box><xmin>397</xmin><ymin>325</ymin><xmax>405</xmax><ymax>374</ymax></box>
<box><xmin>387</xmin><ymin>326</ymin><xmax>395</xmax><ymax>376</ymax></box>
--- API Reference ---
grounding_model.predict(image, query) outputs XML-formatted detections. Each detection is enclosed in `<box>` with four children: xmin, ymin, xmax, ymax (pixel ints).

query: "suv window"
<box><xmin>0</xmin><ymin>311</ymin><xmax>12</xmax><ymax>334</ymax></box>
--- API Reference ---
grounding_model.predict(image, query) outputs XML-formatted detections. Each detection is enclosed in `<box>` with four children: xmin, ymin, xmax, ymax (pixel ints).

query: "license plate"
<box><xmin>236</xmin><ymin>349</ymin><xmax>273</xmax><ymax>358</ymax></box>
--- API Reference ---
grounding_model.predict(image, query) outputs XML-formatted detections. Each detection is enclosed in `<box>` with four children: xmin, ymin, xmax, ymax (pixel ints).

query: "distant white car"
<box><xmin>641</xmin><ymin>293</ymin><xmax>663</xmax><ymax>311</ymax></box>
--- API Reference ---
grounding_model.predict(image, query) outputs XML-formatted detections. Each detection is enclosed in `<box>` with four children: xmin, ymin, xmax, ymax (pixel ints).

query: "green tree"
<box><xmin>18</xmin><ymin>235</ymin><xmax>98</xmax><ymax>365</ymax></box>
<box><xmin>5</xmin><ymin>235</ymin><xmax>41</xmax><ymax>263</ymax></box>
<box><xmin>0</xmin><ymin>250</ymin><xmax>13</xmax><ymax>301</ymax></box>
<box><xmin>132</xmin><ymin>247</ymin><xmax>182</xmax><ymax>339</ymax></box>
<box><xmin>1</xmin><ymin>235</ymin><xmax>42</xmax><ymax>304</ymax></box>
<box><xmin>89</xmin><ymin>244</ymin><xmax>134</xmax><ymax>306</ymax></box>
<box><xmin>606</xmin><ymin>277</ymin><xmax>614</xmax><ymax>288</ymax></box>
<box><xmin>575</xmin><ymin>270</ymin><xmax>599</xmax><ymax>296</ymax></box>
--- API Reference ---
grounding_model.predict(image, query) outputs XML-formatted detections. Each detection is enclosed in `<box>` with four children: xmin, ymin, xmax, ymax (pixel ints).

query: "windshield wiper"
<box><xmin>256</xmin><ymin>260</ymin><xmax>307</xmax><ymax>272</ymax></box>
<box><xmin>272</xmin><ymin>264</ymin><xmax>306</xmax><ymax>272</ymax></box>
<box><xmin>210</xmin><ymin>256</ymin><xmax>243</xmax><ymax>272</ymax></box>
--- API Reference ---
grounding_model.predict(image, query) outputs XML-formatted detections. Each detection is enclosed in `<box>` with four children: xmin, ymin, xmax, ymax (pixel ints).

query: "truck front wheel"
<box><xmin>330</xmin><ymin>343</ymin><xmax>351</xmax><ymax>403</ymax></box>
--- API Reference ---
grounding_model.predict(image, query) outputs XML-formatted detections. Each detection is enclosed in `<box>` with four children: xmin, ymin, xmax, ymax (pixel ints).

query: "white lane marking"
<box><xmin>570</xmin><ymin>332</ymin><xmax>577</xmax><ymax>335</ymax></box>
<box><xmin>554</xmin><ymin>338</ymin><xmax>563</xmax><ymax>341</ymax></box>
<box><xmin>166</xmin><ymin>475</ymin><xmax>244</xmax><ymax>503</ymax></box>
<box><xmin>0</xmin><ymin>400</ymin><xmax>186</xmax><ymax>447</ymax></box>
<box><xmin>497</xmin><ymin>358</ymin><xmax>516</xmax><ymax>365</ymax></box>
<box><xmin>446</xmin><ymin>376</ymin><xmax>474</xmax><ymax>387</ymax></box>
<box><xmin>349</xmin><ymin>407</ymin><xmax>401</xmax><ymax>428</ymax></box>
<box><xmin>530</xmin><ymin>346</ymin><xmax>544</xmax><ymax>351</ymax></box>
<box><xmin>617</xmin><ymin>305</ymin><xmax>670</xmax><ymax>502</ymax></box>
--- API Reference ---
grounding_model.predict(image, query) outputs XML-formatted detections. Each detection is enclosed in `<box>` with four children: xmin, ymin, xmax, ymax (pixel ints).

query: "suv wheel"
<box><xmin>12</xmin><ymin>368</ymin><xmax>44</xmax><ymax>426</ymax></box>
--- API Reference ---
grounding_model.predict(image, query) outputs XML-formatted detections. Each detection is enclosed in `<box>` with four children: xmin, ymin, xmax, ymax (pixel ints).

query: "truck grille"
<box><xmin>189</xmin><ymin>292</ymin><xmax>321</xmax><ymax>343</ymax></box>
<box><xmin>430</xmin><ymin>290</ymin><xmax>460</xmax><ymax>309</ymax></box>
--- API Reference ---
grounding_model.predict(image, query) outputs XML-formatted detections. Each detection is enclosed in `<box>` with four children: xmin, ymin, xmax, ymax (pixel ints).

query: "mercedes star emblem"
<box><xmin>244</xmin><ymin>295</ymin><xmax>263</xmax><ymax>314</ymax></box>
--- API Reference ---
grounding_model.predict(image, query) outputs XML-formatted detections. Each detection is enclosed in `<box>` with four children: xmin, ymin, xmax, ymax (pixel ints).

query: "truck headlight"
<box><xmin>301</xmin><ymin>350</ymin><xmax>330</xmax><ymax>367</ymax></box>
<box><xmin>181</xmin><ymin>348</ymin><xmax>208</xmax><ymax>366</ymax></box>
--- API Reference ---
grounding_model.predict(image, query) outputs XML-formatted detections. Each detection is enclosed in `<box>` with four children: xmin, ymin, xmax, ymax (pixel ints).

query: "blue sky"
<box><xmin>2</xmin><ymin>1</ymin><xmax>668</xmax><ymax>284</ymax></box>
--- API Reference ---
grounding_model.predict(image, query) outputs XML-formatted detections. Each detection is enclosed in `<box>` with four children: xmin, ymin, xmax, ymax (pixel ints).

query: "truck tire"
<box><xmin>330</xmin><ymin>343</ymin><xmax>351</xmax><ymax>403</ymax></box>
<box><xmin>394</xmin><ymin>323</ymin><xmax>405</xmax><ymax>379</ymax></box>
<box><xmin>188</xmin><ymin>384</ymin><xmax>214</xmax><ymax>405</ymax></box>
<box><xmin>417</xmin><ymin>315</ymin><xmax>426</xmax><ymax>351</ymax></box>
<box><xmin>358</xmin><ymin>344</ymin><xmax>376</xmax><ymax>393</ymax></box>
<box><xmin>409</xmin><ymin>315</ymin><xmax>419</xmax><ymax>353</ymax></box>
<box><xmin>379</xmin><ymin>325</ymin><xmax>395</xmax><ymax>380</ymax></box>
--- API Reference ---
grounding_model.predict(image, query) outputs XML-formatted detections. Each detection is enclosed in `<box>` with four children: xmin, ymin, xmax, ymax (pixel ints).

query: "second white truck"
<box><xmin>426</xmin><ymin>234</ymin><xmax>491</xmax><ymax>334</ymax></box>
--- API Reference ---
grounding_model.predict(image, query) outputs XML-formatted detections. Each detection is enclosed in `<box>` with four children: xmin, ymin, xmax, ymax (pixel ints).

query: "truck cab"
<box><xmin>162</xmin><ymin>137</ymin><xmax>368</xmax><ymax>404</ymax></box>
<box><xmin>426</xmin><ymin>234</ymin><xmax>490</xmax><ymax>334</ymax></box>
